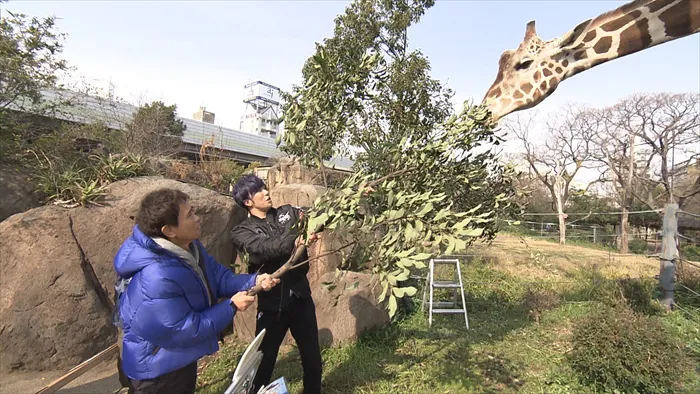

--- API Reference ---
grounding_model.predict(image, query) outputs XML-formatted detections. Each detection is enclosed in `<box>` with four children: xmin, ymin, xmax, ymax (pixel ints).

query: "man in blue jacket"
<box><xmin>113</xmin><ymin>188</ymin><xmax>279</xmax><ymax>394</ymax></box>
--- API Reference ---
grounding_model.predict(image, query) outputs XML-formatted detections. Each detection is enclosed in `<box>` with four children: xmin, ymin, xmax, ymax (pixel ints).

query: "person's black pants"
<box><xmin>253</xmin><ymin>296</ymin><xmax>322</xmax><ymax>394</ymax></box>
<box><xmin>126</xmin><ymin>361</ymin><xmax>197</xmax><ymax>394</ymax></box>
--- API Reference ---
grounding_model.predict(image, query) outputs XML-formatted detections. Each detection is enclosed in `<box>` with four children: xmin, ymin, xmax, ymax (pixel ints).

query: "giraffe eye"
<box><xmin>515</xmin><ymin>58</ymin><xmax>533</xmax><ymax>71</ymax></box>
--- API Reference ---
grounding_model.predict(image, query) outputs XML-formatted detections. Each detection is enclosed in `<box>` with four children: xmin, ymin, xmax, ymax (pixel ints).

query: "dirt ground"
<box><xmin>0</xmin><ymin>355</ymin><xmax>124</xmax><ymax>394</ymax></box>
<box><xmin>469</xmin><ymin>234</ymin><xmax>660</xmax><ymax>280</ymax></box>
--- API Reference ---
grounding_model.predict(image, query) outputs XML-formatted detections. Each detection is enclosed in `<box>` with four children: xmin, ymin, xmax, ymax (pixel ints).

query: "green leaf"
<box><xmin>416</xmin><ymin>202</ymin><xmax>433</xmax><ymax>217</ymax></box>
<box><xmin>388</xmin><ymin>295</ymin><xmax>398</xmax><ymax>317</ymax></box>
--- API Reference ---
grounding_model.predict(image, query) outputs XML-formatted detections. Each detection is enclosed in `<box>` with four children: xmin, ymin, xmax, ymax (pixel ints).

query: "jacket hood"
<box><xmin>114</xmin><ymin>225</ymin><xmax>166</xmax><ymax>278</ymax></box>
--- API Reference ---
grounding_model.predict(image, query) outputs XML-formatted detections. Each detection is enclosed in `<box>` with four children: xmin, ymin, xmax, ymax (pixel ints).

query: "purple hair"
<box><xmin>232</xmin><ymin>175</ymin><xmax>267</xmax><ymax>208</ymax></box>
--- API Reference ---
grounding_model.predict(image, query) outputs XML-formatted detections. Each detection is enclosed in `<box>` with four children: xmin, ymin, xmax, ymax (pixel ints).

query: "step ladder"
<box><xmin>421</xmin><ymin>258</ymin><xmax>469</xmax><ymax>329</ymax></box>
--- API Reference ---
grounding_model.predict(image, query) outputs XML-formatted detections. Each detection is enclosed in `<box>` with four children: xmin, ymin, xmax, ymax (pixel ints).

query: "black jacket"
<box><xmin>230</xmin><ymin>205</ymin><xmax>311</xmax><ymax>312</ymax></box>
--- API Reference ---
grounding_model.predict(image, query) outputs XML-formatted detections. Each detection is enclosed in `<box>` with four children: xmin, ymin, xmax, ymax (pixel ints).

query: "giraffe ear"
<box><xmin>556</xmin><ymin>18</ymin><xmax>593</xmax><ymax>49</ymax></box>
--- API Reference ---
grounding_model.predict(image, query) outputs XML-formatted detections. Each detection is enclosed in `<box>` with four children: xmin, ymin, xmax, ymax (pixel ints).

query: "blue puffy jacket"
<box><xmin>114</xmin><ymin>225</ymin><xmax>256</xmax><ymax>380</ymax></box>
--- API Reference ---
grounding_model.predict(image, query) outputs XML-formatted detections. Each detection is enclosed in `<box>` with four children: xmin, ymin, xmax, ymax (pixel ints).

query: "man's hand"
<box><xmin>295</xmin><ymin>233</ymin><xmax>321</xmax><ymax>247</ymax></box>
<box><xmin>256</xmin><ymin>273</ymin><xmax>280</xmax><ymax>291</ymax></box>
<box><xmin>231</xmin><ymin>292</ymin><xmax>255</xmax><ymax>311</ymax></box>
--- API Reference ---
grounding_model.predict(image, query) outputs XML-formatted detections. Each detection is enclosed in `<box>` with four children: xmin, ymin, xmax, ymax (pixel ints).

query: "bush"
<box><xmin>629</xmin><ymin>239</ymin><xmax>649</xmax><ymax>254</ymax></box>
<box><xmin>681</xmin><ymin>244</ymin><xmax>700</xmax><ymax>262</ymax></box>
<box><xmin>163</xmin><ymin>159</ymin><xmax>256</xmax><ymax>194</ymax></box>
<box><xmin>568</xmin><ymin>304</ymin><xmax>690</xmax><ymax>393</ymax></box>
<box><xmin>617</xmin><ymin>276</ymin><xmax>664</xmax><ymax>316</ymax></box>
<box><xmin>521</xmin><ymin>286</ymin><xmax>560</xmax><ymax>323</ymax></box>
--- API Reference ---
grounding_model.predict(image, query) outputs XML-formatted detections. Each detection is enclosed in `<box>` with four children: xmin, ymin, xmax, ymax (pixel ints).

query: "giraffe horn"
<box><xmin>524</xmin><ymin>20</ymin><xmax>537</xmax><ymax>40</ymax></box>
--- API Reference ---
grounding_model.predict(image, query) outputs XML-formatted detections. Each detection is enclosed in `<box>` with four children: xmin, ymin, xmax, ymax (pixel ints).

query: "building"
<box><xmin>193</xmin><ymin>106</ymin><xmax>215</xmax><ymax>124</ymax></box>
<box><xmin>239</xmin><ymin>81</ymin><xmax>281</xmax><ymax>139</ymax></box>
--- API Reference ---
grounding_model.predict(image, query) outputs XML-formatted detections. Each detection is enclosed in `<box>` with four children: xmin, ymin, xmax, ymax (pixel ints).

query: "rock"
<box><xmin>0</xmin><ymin>166</ymin><xmax>42</xmax><ymax>222</ymax></box>
<box><xmin>0</xmin><ymin>207</ymin><xmax>114</xmax><ymax>373</ymax></box>
<box><xmin>0</xmin><ymin>176</ymin><xmax>245</xmax><ymax>373</ymax></box>
<box><xmin>314</xmin><ymin>272</ymin><xmax>390</xmax><ymax>346</ymax></box>
<box><xmin>270</xmin><ymin>184</ymin><xmax>326</xmax><ymax>209</ymax></box>
<box><xmin>256</xmin><ymin>157</ymin><xmax>350</xmax><ymax>188</ymax></box>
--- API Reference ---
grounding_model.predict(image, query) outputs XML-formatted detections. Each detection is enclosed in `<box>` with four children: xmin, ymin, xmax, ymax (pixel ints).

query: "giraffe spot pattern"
<box><xmin>574</xmin><ymin>50</ymin><xmax>588</xmax><ymax>60</ymax></box>
<box><xmin>618</xmin><ymin>18</ymin><xmax>652</xmax><ymax>54</ymax></box>
<box><xmin>648</xmin><ymin>0</ymin><xmax>675</xmax><ymax>13</ymax></box>
<box><xmin>600</xmin><ymin>10</ymin><xmax>642</xmax><ymax>32</ymax></box>
<box><xmin>660</xmin><ymin>0</ymin><xmax>700</xmax><ymax>38</ymax></box>
<box><xmin>571</xmin><ymin>65</ymin><xmax>587</xmax><ymax>75</ymax></box>
<box><xmin>555</xmin><ymin>67</ymin><xmax>563</xmax><ymax>74</ymax></box>
<box><xmin>514</xmin><ymin>90</ymin><xmax>524</xmax><ymax>99</ymax></box>
<box><xmin>543</xmin><ymin>69</ymin><xmax>553</xmax><ymax>77</ymax></box>
<box><xmin>583</xmin><ymin>30</ymin><xmax>597</xmax><ymax>42</ymax></box>
<box><xmin>562</xmin><ymin>59</ymin><xmax>569</xmax><ymax>67</ymax></box>
<box><xmin>593</xmin><ymin>36</ymin><xmax>613</xmax><ymax>53</ymax></box>
<box><xmin>521</xmin><ymin>83</ymin><xmax>533</xmax><ymax>94</ymax></box>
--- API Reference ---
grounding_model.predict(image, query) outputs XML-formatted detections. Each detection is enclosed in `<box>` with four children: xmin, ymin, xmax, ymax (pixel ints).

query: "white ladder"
<box><xmin>421</xmin><ymin>258</ymin><xmax>469</xmax><ymax>329</ymax></box>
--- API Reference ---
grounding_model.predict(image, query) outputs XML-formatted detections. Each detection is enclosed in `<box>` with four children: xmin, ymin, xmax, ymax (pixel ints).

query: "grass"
<box><xmin>196</xmin><ymin>235</ymin><xmax>700</xmax><ymax>394</ymax></box>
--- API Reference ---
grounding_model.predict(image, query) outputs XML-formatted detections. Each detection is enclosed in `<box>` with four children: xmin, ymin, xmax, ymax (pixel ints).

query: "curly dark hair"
<box><xmin>136</xmin><ymin>188</ymin><xmax>190</xmax><ymax>238</ymax></box>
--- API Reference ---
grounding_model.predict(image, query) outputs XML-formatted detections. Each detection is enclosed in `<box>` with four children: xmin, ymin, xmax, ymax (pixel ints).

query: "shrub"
<box><xmin>617</xmin><ymin>276</ymin><xmax>664</xmax><ymax>316</ymax></box>
<box><xmin>629</xmin><ymin>239</ymin><xmax>649</xmax><ymax>255</ymax></box>
<box><xmin>163</xmin><ymin>159</ymin><xmax>256</xmax><ymax>194</ymax></box>
<box><xmin>568</xmin><ymin>304</ymin><xmax>689</xmax><ymax>393</ymax></box>
<box><xmin>680</xmin><ymin>244</ymin><xmax>700</xmax><ymax>262</ymax></box>
<box><xmin>90</xmin><ymin>153</ymin><xmax>150</xmax><ymax>184</ymax></box>
<box><xmin>521</xmin><ymin>286</ymin><xmax>560</xmax><ymax>323</ymax></box>
<box><xmin>677</xmin><ymin>266</ymin><xmax>700</xmax><ymax>308</ymax></box>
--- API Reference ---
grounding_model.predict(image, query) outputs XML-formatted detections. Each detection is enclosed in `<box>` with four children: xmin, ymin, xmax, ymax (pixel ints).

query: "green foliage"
<box><xmin>568</xmin><ymin>304</ymin><xmax>690</xmax><ymax>394</ymax></box>
<box><xmin>628</xmin><ymin>239</ymin><xmax>648</xmax><ymax>255</ymax></box>
<box><xmin>280</xmin><ymin>0</ymin><xmax>518</xmax><ymax>317</ymax></box>
<box><xmin>91</xmin><ymin>153</ymin><xmax>150</xmax><ymax>184</ymax></box>
<box><xmin>0</xmin><ymin>9</ymin><xmax>68</xmax><ymax>110</ymax></box>
<box><xmin>165</xmin><ymin>159</ymin><xmax>256</xmax><ymax>194</ymax></box>
<box><xmin>295</xmin><ymin>104</ymin><xmax>514</xmax><ymax>317</ymax></box>
<box><xmin>617</xmin><ymin>276</ymin><xmax>665</xmax><ymax>316</ymax></box>
<box><xmin>27</xmin><ymin>122</ymin><xmax>151</xmax><ymax>206</ymax></box>
<box><xmin>117</xmin><ymin>101</ymin><xmax>186</xmax><ymax>157</ymax></box>
<box><xmin>681</xmin><ymin>244</ymin><xmax>700</xmax><ymax>261</ymax></box>
<box><xmin>0</xmin><ymin>7</ymin><xmax>73</xmax><ymax>162</ymax></box>
<box><xmin>522</xmin><ymin>286</ymin><xmax>561</xmax><ymax>323</ymax></box>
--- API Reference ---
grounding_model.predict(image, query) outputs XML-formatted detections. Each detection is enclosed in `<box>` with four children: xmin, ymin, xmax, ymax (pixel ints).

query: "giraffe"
<box><xmin>482</xmin><ymin>0</ymin><xmax>700</xmax><ymax>121</ymax></box>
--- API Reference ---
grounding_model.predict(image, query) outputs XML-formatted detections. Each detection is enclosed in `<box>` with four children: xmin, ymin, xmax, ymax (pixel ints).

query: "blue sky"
<box><xmin>5</xmin><ymin>1</ymin><xmax>699</xmax><ymax>133</ymax></box>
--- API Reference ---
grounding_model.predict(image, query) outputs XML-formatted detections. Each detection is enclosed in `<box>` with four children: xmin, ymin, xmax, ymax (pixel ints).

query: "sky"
<box><xmin>4</xmin><ymin>0</ymin><xmax>700</xmax><ymax>183</ymax></box>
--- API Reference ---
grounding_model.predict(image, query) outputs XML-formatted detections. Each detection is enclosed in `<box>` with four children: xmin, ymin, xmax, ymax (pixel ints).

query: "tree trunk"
<box><xmin>553</xmin><ymin>175</ymin><xmax>566</xmax><ymax>245</ymax></box>
<box><xmin>658</xmin><ymin>204</ymin><xmax>679</xmax><ymax>310</ymax></box>
<box><xmin>619</xmin><ymin>207</ymin><xmax>629</xmax><ymax>254</ymax></box>
<box><xmin>558</xmin><ymin>212</ymin><xmax>566</xmax><ymax>245</ymax></box>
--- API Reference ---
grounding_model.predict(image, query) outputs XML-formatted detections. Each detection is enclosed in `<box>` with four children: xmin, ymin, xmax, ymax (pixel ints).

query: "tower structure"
<box><xmin>239</xmin><ymin>81</ymin><xmax>281</xmax><ymax>138</ymax></box>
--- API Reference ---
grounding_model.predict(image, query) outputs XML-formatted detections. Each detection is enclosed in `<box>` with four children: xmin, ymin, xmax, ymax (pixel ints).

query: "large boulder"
<box><xmin>270</xmin><ymin>184</ymin><xmax>326</xmax><ymax>209</ymax></box>
<box><xmin>0</xmin><ymin>176</ymin><xmax>245</xmax><ymax>373</ymax></box>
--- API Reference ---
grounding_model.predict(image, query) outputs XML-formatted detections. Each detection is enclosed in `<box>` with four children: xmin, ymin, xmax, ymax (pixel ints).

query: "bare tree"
<box><xmin>590</xmin><ymin>93</ymin><xmax>699</xmax><ymax>253</ymax></box>
<box><xmin>504</xmin><ymin>105</ymin><xmax>597</xmax><ymax>244</ymax></box>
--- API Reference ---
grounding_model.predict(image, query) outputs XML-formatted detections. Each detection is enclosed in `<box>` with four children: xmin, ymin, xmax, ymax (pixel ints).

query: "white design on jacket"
<box><xmin>277</xmin><ymin>212</ymin><xmax>291</xmax><ymax>224</ymax></box>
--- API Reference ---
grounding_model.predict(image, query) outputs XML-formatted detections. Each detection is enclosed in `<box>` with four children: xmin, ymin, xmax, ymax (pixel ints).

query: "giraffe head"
<box><xmin>482</xmin><ymin>0</ymin><xmax>700</xmax><ymax>121</ymax></box>
<box><xmin>482</xmin><ymin>19</ymin><xmax>593</xmax><ymax>121</ymax></box>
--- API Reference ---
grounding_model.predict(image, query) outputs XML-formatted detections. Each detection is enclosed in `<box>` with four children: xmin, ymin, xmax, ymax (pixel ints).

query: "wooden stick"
<box><xmin>35</xmin><ymin>343</ymin><xmax>119</xmax><ymax>394</ymax></box>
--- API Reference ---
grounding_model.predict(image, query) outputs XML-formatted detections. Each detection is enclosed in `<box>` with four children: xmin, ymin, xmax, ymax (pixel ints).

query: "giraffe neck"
<box><xmin>555</xmin><ymin>0</ymin><xmax>699</xmax><ymax>82</ymax></box>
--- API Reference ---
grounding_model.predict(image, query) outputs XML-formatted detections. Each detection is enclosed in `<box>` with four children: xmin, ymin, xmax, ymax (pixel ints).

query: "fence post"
<box><xmin>658</xmin><ymin>203</ymin><xmax>679</xmax><ymax>309</ymax></box>
<box><xmin>593</xmin><ymin>227</ymin><xmax>597</xmax><ymax>243</ymax></box>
